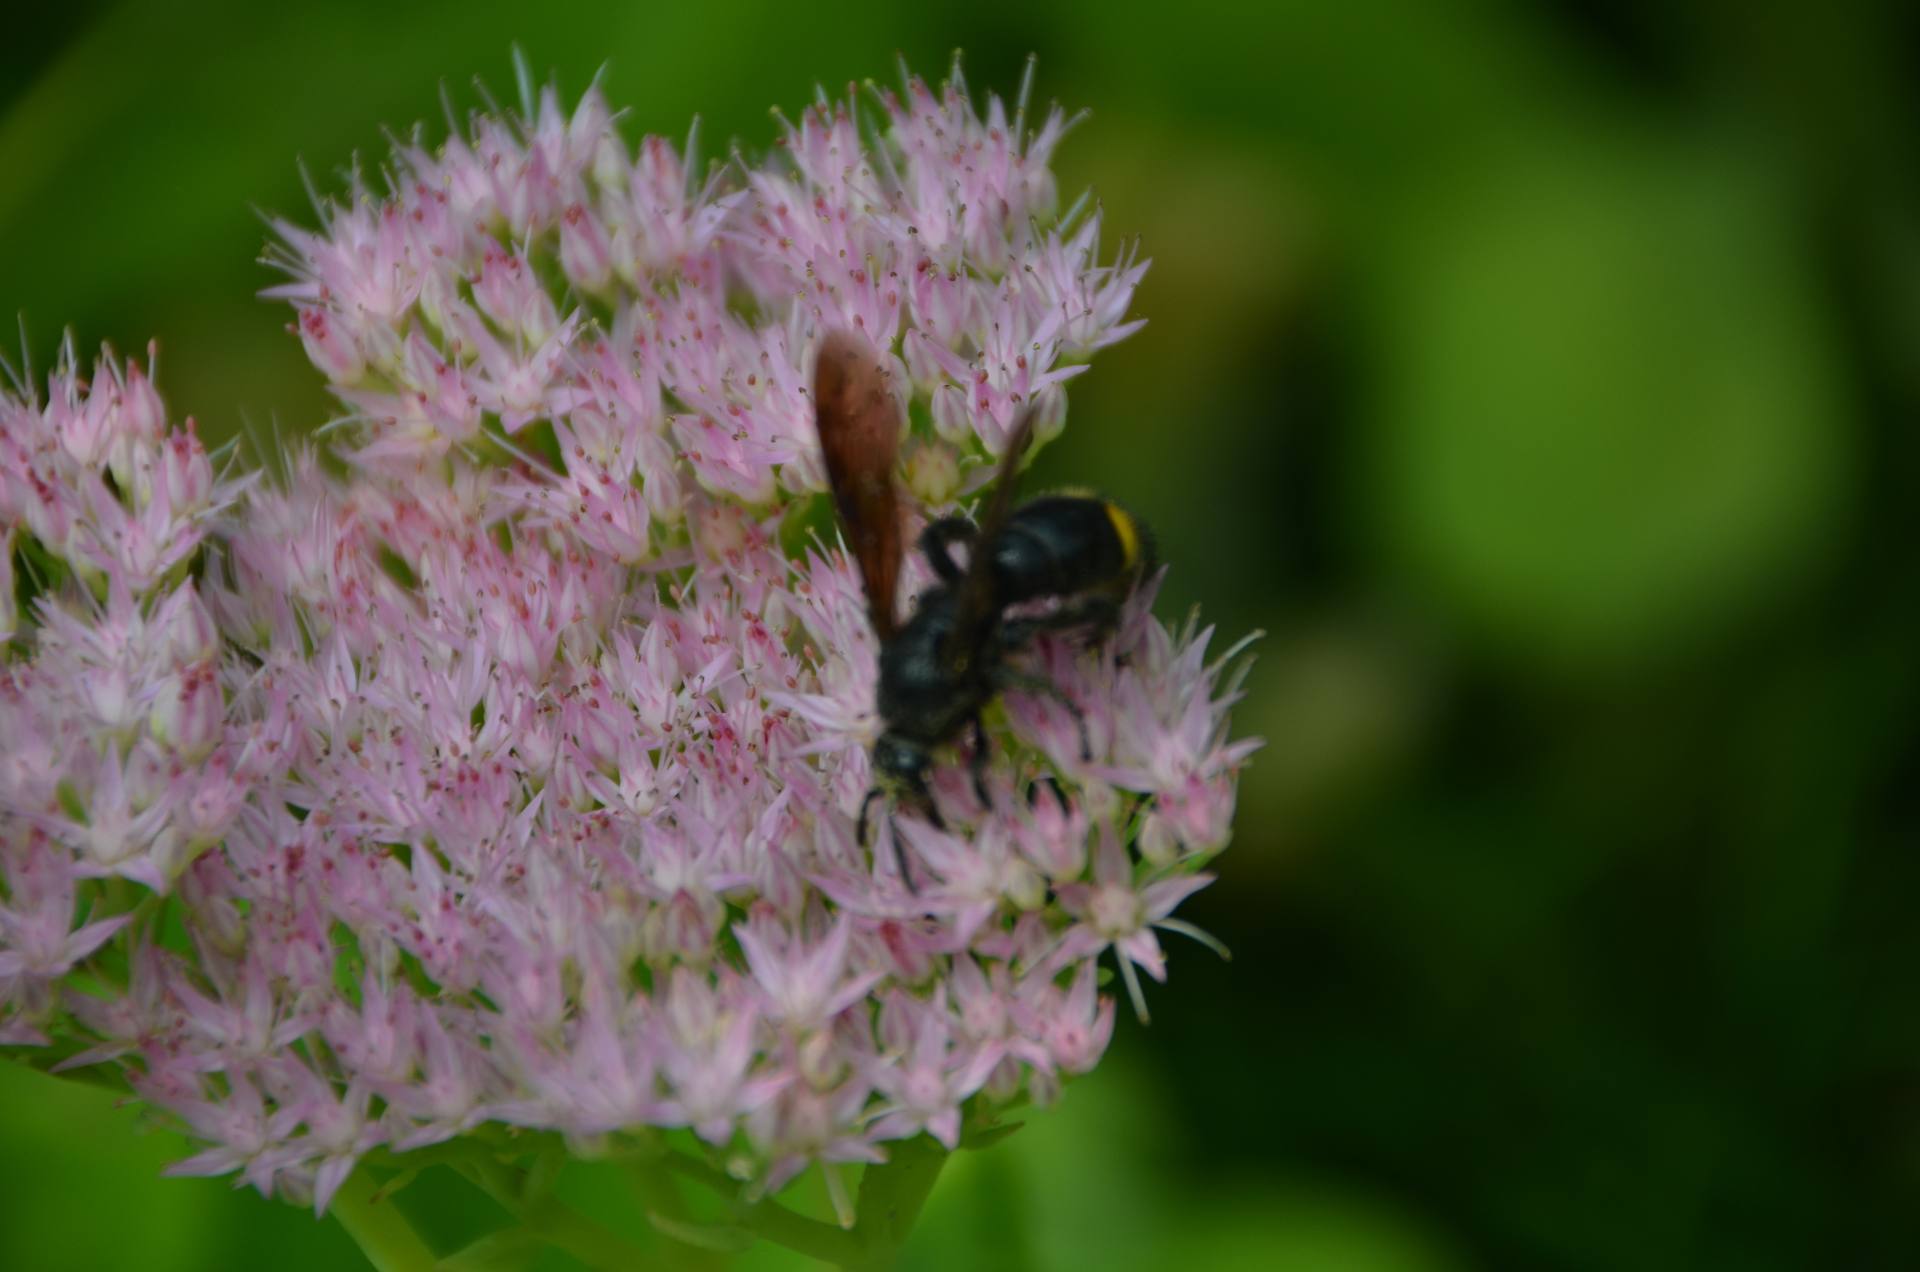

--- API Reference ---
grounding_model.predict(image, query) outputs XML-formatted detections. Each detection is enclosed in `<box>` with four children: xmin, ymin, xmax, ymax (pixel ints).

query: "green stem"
<box><xmin>459</xmin><ymin>1158</ymin><xmax>665</xmax><ymax>1271</ymax></box>
<box><xmin>660</xmin><ymin>1140</ymin><xmax>950</xmax><ymax>1271</ymax></box>
<box><xmin>742</xmin><ymin>1190</ymin><xmax>866</xmax><ymax>1266</ymax></box>
<box><xmin>659</xmin><ymin>1151</ymin><xmax>864</xmax><ymax>1266</ymax></box>
<box><xmin>331</xmin><ymin>1168</ymin><xmax>437</xmax><ymax>1272</ymax></box>
<box><xmin>625</xmin><ymin>1159</ymin><xmax>727</xmax><ymax>1271</ymax></box>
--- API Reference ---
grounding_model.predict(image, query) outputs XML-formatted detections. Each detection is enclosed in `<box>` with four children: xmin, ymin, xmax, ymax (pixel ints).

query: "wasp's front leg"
<box><xmin>918</xmin><ymin>516</ymin><xmax>977</xmax><ymax>584</ymax></box>
<box><xmin>968</xmin><ymin>713</ymin><xmax>993</xmax><ymax>812</ymax></box>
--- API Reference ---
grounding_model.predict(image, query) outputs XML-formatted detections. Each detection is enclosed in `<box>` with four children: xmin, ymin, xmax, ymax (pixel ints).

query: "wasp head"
<box><xmin>872</xmin><ymin>731</ymin><xmax>932</xmax><ymax>790</ymax></box>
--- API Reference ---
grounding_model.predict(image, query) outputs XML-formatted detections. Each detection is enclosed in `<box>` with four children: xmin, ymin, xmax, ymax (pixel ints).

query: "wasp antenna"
<box><xmin>893</xmin><ymin>830</ymin><xmax>919</xmax><ymax>896</ymax></box>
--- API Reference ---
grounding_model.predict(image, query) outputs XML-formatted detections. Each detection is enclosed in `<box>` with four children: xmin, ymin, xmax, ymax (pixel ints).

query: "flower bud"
<box><xmin>133</xmin><ymin>428</ymin><xmax>213</xmax><ymax>516</ymax></box>
<box><xmin>1017</xmin><ymin>781</ymin><xmax>1088</xmax><ymax>880</ymax></box>
<box><xmin>796</xmin><ymin>1029</ymin><xmax>843</xmax><ymax>1090</ymax></box>
<box><xmin>984</xmin><ymin>1056</ymin><xmax>1023</xmax><ymax>1103</ymax></box>
<box><xmin>123</xmin><ymin>739</ymin><xmax>169</xmax><ymax>812</ymax></box>
<box><xmin>81</xmin><ymin>662</ymin><xmax>137</xmax><ymax>735</ymax></box>
<box><xmin>902</xmin><ymin>439</ymin><xmax>960</xmax><ymax>506</ymax></box>
<box><xmin>642</xmin><ymin>890</ymin><xmax>719</xmax><ymax>966</ymax></box>
<box><xmin>120</xmin><ymin>358</ymin><xmax>167</xmax><ymax>446</ymax></box>
<box><xmin>156</xmin><ymin>587</ymin><xmax>219</xmax><ymax>668</ymax></box>
<box><xmin>59</xmin><ymin>383</ymin><xmax>113</xmax><ymax>467</ymax></box>
<box><xmin>473</xmin><ymin>246</ymin><xmax>558</xmax><ymax>345</ymax></box>
<box><xmin>1137</xmin><ymin>812</ymin><xmax>1181</xmax><ymax>868</ymax></box>
<box><xmin>1004</xmin><ymin>857</ymin><xmax>1046</xmax><ymax>911</ymax></box>
<box><xmin>559</xmin><ymin>204</ymin><xmax>614</xmax><ymax>293</ymax></box>
<box><xmin>296</xmin><ymin>305</ymin><xmax>365</xmax><ymax>384</ymax></box>
<box><xmin>179</xmin><ymin>757</ymin><xmax>247</xmax><ymax>845</ymax></box>
<box><xmin>150</xmin><ymin>661</ymin><xmax>223</xmax><ymax>761</ymax></box>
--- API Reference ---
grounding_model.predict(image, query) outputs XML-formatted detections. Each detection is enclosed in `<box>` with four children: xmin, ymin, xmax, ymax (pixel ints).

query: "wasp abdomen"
<box><xmin>992</xmin><ymin>495</ymin><xmax>1149</xmax><ymax>603</ymax></box>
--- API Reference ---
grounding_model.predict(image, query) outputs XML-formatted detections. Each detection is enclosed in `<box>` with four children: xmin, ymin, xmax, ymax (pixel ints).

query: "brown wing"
<box><xmin>813</xmin><ymin>330</ymin><xmax>905</xmax><ymax>640</ymax></box>
<box><xmin>946</xmin><ymin>408</ymin><xmax>1039</xmax><ymax>657</ymax></box>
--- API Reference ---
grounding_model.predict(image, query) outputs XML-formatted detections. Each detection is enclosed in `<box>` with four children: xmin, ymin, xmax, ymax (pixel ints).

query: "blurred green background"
<box><xmin>5</xmin><ymin>1</ymin><xmax>1919</xmax><ymax>1267</ymax></box>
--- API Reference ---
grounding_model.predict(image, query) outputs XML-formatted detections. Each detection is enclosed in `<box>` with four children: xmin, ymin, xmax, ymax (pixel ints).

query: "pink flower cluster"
<box><xmin>0</xmin><ymin>65</ymin><xmax>1255</xmax><ymax>1218</ymax></box>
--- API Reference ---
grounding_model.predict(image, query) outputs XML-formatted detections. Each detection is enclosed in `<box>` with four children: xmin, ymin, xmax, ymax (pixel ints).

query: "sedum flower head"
<box><xmin>0</xmin><ymin>59</ymin><xmax>1255</xmax><ymax>1222</ymax></box>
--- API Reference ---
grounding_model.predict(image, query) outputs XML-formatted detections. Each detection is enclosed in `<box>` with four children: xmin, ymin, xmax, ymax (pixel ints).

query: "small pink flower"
<box><xmin>866</xmin><ymin>989</ymin><xmax>998</xmax><ymax>1148</ymax></box>
<box><xmin>745</xmin><ymin>1077</ymin><xmax>885</xmax><ymax>1214</ymax></box>
<box><xmin>157</xmin><ymin>1070</ymin><xmax>282</xmax><ymax>1198</ymax></box>
<box><xmin>149</xmin><ymin>660</ymin><xmax>223</xmax><ymax>760</ymax></box>
<box><xmin>1019</xmin><ymin>959</ymin><xmax>1116</xmax><ymax>1085</ymax></box>
<box><xmin>0</xmin><ymin>835</ymin><xmax>130</xmax><ymax>981</ymax></box>
<box><xmin>293</xmin><ymin>304</ymin><xmax>366</xmax><ymax>385</ymax></box>
<box><xmin>1047</xmin><ymin>826</ymin><xmax>1220</xmax><ymax>1022</ymax></box>
<box><xmin>737</xmin><ymin>914</ymin><xmax>884</xmax><ymax>1033</ymax></box>
<box><xmin>559</xmin><ymin>202</ymin><xmax>615</xmax><ymax>292</ymax></box>
<box><xmin>655</xmin><ymin>968</ymin><xmax>786</xmax><ymax>1144</ymax></box>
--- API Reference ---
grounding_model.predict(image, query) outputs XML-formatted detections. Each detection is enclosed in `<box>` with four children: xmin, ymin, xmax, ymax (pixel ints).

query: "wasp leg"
<box><xmin>857</xmin><ymin>786</ymin><xmax>886</xmax><ymax>847</ymax></box>
<box><xmin>891</xmin><ymin>820</ymin><xmax>918</xmax><ymax>895</ymax></box>
<box><xmin>918</xmin><ymin>516</ymin><xmax>977</xmax><ymax>583</ymax></box>
<box><xmin>994</xmin><ymin>668</ymin><xmax>1093</xmax><ymax>763</ymax></box>
<box><xmin>902</xmin><ymin>776</ymin><xmax>948</xmax><ymax>895</ymax></box>
<box><xmin>969</xmin><ymin>713</ymin><xmax>993</xmax><ymax>812</ymax></box>
<box><xmin>858</xmin><ymin>786</ymin><xmax>922</xmax><ymax>894</ymax></box>
<box><xmin>997</xmin><ymin>593</ymin><xmax>1122</xmax><ymax>652</ymax></box>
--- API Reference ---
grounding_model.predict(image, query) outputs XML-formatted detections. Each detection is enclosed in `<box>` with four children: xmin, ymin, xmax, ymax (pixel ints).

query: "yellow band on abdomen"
<box><xmin>1105</xmin><ymin>502</ymin><xmax>1141</xmax><ymax>569</ymax></box>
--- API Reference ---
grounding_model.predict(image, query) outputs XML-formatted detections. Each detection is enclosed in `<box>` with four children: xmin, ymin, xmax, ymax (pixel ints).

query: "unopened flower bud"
<box><xmin>903</xmin><ymin>439</ymin><xmax>960</xmax><ymax>506</ymax></box>
<box><xmin>296</xmin><ymin>306</ymin><xmax>365</xmax><ymax>383</ymax></box>
<box><xmin>133</xmin><ymin>427</ymin><xmax>213</xmax><ymax>516</ymax></box>
<box><xmin>120</xmin><ymin>358</ymin><xmax>167</xmax><ymax>445</ymax></box>
<box><xmin>559</xmin><ymin>204</ymin><xmax>614</xmax><ymax>293</ymax></box>
<box><xmin>150</xmin><ymin>661</ymin><xmax>223</xmax><ymax>760</ymax></box>
<box><xmin>796</xmin><ymin>1030</ymin><xmax>843</xmax><ymax>1090</ymax></box>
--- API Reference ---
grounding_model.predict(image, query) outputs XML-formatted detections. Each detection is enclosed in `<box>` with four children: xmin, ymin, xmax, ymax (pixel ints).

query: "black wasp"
<box><xmin>810</xmin><ymin>329</ymin><xmax>1154</xmax><ymax>887</ymax></box>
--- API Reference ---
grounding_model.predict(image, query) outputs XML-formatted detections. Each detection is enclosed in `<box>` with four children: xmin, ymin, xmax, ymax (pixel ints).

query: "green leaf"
<box><xmin>958</xmin><ymin>1120</ymin><xmax>1025</xmax><ymax>1152</ymax></box>
<box><xmin>432</xmin><ymin>1229</ymin><xmax>541</xmax><ymax>1272</ymax></box>
<box><xmin>851</xmin><ymin>1135</ymin><xmax>949</xmax><ymax>1267</ymax></box>
<box><xmin>370</xmin><ymin>1169</ymin><xmax>420</xmax><ymax>1205</ymax></box>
